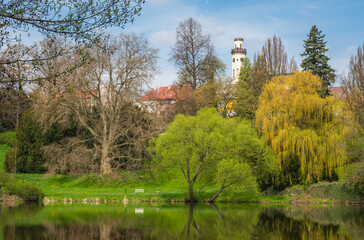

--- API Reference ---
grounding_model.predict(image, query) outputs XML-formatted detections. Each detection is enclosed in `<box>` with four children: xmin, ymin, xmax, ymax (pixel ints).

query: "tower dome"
<box><xmin>231</xmin><ymin>38</ymin><xmax>247</xmax><ymax>83</ymax></box>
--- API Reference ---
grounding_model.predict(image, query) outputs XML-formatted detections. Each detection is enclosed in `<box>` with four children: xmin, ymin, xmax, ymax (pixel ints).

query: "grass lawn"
<box><xmin>11</xmin><ymin>172</ymin><xmax>272</xmax><ymax>203</ymax></box>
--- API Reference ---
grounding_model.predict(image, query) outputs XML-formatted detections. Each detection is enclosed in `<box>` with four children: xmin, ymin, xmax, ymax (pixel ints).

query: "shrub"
<box><xmin>3</xmin><ymin>182</ymin><xmax>45</xmax><ymax>202</ymax></box>
<box><xmin>0</xmin><ymin>172</ymin><xmax>8</xmax><ymax>188</ymax></box>
<box><xmin>4</xmin><ymin>147</ymin><xmax>19</xmax><ymax>173</ymax></box>
<box><xmin>3</xmin><ymin>181</ymin><xmax>18</xmax><ymax>195</ymax></box>
<box><xmin>17</xmin><ymin>184</ymin><xmax>45</xmax><ymax>202</ymax></box>
<box><xmin>339</xmin><ymin>161</ymin><xmax>364</xmax><ymax>196</ymax></box>
<box><xmin>0</xmin><ymin>119</ymin><xmax>5</xmax><ymax>133</ymax></box>
<box><xmin>0</xmin><ymin>131</ymin><xmax>16</xmax><ymax>147</ymax></box>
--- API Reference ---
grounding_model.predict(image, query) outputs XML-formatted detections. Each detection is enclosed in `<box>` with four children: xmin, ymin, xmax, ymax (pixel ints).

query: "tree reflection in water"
<box><xmin>0</xmin><ymin>203</ymin><xmax>363</xmax><ymax>239</ymax></box>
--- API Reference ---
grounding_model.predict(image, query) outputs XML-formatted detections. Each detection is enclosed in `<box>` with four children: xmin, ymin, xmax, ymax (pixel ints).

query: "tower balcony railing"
<box><xmin>231</xmin><ymin>48</ymin><xmax>247</xmax><ymax>54</ymax></box>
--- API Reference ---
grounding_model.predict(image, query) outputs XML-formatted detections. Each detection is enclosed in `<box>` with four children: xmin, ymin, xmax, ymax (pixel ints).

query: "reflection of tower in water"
<box><xmin>231</xmin><ymin>38</ymin><xmax>247</xmax><ymax>83</ymax></box>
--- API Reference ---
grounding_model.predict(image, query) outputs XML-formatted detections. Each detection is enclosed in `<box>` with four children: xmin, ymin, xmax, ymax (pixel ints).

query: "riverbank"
<box><xmin>1</xmin><ymin>140</ymin><xmax>362</xmax><ymax>205</ymax></box>
<box><xmin>0</xmin><ymin>172</ymin><xmax>361</xmax><ymax>205</ymax></box>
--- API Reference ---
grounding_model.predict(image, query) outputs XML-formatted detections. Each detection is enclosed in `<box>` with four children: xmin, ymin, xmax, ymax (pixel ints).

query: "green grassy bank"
<box><xmin>1</xmin><ymin>172</ymin><xmax>361</xmax><ymax>204</ymax></box>
<box><xmin>0</xmin><ymin>132</ymin><xmax>362</xmax><ymax>204</ymax></box>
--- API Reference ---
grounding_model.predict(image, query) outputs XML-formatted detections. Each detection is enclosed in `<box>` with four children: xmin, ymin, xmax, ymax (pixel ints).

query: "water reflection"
<box><xmin>0</xmin><ymin>203</ymin><xmax>363</xmax><ymax>240</ymax></box>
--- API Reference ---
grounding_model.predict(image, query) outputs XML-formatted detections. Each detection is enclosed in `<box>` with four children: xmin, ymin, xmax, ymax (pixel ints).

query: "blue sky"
<box><xmin>119</xmin><ymin>0</ymin><xmax>364</xmax><ymax>87</ymax></box>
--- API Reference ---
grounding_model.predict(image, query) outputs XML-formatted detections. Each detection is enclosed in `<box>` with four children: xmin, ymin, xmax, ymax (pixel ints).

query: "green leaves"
<box><xmin>256</xmin><ymin>71</ymin><xmax>355</xmax><ymax>187</ymax></box>
<box><xmin>152</xmin><ymin>107</ymin><xmax>278</xmax><ymax>201</ymax></box>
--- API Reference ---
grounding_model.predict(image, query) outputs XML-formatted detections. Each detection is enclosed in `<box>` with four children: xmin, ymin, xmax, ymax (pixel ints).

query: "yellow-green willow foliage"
<box><xmin>256</xmin><ymin>71</ymin><xmax>356</xmax><ymax>185</ymax></box>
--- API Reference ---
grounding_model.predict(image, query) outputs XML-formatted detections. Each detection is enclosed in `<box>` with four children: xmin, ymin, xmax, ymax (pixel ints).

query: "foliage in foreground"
<box><xmin>256</xmin><ymin>71</ymin><xmax>359</xmax><ymax>188</ymax></box>
<box><xmin>151</xmin><ymin>107</ymin><xmax>278</xmax><ymax>202</ymax></box>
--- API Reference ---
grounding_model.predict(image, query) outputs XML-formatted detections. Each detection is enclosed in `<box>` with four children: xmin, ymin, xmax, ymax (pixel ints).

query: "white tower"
<box><xmin>231</xmin><ymin>38</ymin><xmax>247</xmax><ymax>83</ymax></box>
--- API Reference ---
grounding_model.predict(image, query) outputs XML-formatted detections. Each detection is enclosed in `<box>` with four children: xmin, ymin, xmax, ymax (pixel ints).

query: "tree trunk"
<box><xmin>207</xmin><ymin>187</ymin><xmax>225</xmax><ymax>202</ymax></box>
<box><xmin>187</xmin><ymin>183</ymin><xmax>197</xmax><ymax>202</ymax></box>
<box><xmin>100</xmin><ymin>143</ymin><xmax>112</xmax><ymax>174</ymax></box>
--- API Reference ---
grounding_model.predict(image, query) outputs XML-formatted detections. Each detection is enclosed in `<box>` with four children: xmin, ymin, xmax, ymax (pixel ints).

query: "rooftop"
<box><xmin>139</xmin><ymin>86</ymin><xmax>192</xmax><ymax>101</ymax></box>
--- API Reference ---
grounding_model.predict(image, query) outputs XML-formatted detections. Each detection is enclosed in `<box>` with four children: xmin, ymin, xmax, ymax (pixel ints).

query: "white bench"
<box><xmin>135</xmin><ymin>189</ymin><xmax>144</xmax><ymax>194</ymax></box>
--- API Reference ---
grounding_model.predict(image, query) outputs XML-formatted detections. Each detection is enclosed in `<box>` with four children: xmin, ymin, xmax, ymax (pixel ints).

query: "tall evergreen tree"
<box><xmin>301</xmin><ymin>25</ymin><xmax>335</xmax><ymax>97</ymax></box>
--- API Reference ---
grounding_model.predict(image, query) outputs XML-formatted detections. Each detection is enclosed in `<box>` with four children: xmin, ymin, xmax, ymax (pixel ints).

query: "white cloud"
<box><xmin>148</xmin><ymin>0</ymin><xmax>172</xmax><ymax>4</ymax></box>
<box><xmin>345</xmin><ymin>45</ymin><xmax>357</xmax><ymax>54</ymax></box>
<box><xmin>151</xmin><ymin>67</ymin><xmax>177</xmax><ymax>87</ymax></box>
<box><xmin>149</xmin><ymin>30</ymin><xmax>175</xmax><ymax>48</ymax></box>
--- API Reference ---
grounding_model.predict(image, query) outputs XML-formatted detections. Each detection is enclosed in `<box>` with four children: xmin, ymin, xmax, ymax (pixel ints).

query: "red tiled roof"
<box><xmin>139</xmin><ymin>86</ymin><xmax>192</xmax><ymax>101</ymax></box>
<box><xmin>330</xmin><ymin>87</ymin><xmax>344</xmax><ymax>99</ymax></box>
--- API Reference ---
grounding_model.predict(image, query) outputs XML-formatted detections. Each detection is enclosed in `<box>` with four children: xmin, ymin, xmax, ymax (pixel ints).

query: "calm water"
<box><xmin>0</xmin><ymin>203</ymin><xmax>363</xmax><ymax>240</ymax></box>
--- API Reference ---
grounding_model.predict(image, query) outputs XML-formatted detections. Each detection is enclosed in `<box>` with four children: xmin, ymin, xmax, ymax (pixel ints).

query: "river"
<box><xmin>0</xmin><ymin>203</ymin><xmax>363</xmax><ymax>239</ymax></box>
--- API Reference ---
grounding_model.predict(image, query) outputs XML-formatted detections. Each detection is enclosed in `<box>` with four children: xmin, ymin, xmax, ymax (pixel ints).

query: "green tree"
<box><xmin>207</xmin><ymin>158</ymin><xmax>255</xmax><ymax>202</ymax></box>
<box><xmin>152</xmin><ymin>107</ymin><xmax>278</xmax><ymax>201</ymax></box>
<box><xmin>196</xmin><ymin>75</ymin><xmax>236</xmax><ymax>118</ymax></box>
<box><xmin>256</xmin><ymin>71</ymin><xmax>356</xmax><ymax>188</ymax></box>
<box><xmin>301</xmin><ymin>25</ymin><xmax>335</xmax><ymax>98</ymax></box>
<box><xmin>235</xmin><ymin>57</ymin><xmax>255</xmax><ymax>119</ymax></box>
<box><xmin>5</xmin><ymin>109</ymin><xmax>45</xmax><ymax>173</ymax></box>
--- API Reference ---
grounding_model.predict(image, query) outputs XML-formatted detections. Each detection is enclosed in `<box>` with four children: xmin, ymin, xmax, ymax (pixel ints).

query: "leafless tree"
<box><xmin>343</xmin><ymin>43</ymin><xmax>364</xmax><ymax>127</ymax></box>
<box><xmin>37</xmin><ymin>33</ymin><xmax>159</xmax><ymax>174</ymax></box>
<box><xmin>0</xmin><ymin>0</ymin><xmax>145</xmax><ymax>86</ymax></box>
<box><xmin>259</xmin><ymin>35</ymin><xmax>296</xmax><ymax>76</ymax></box>
<box><xmin>169</xmin><ymin>18</ymin><xmax>225</xmax><ymax>115</ymax></box>
<box><xmin>170</xmin><ymin>18</ymin><xmax>215</xmax><ymax>90</ymax></box>
<box><xmin>0</xmin><ymin>44</ymin><xmax>31</xmax><ymax>130</ymax></box>
<box><xmin>288</xmin><ymin>56</ymin><xmax>299</xmax><ymax>73</ymax></box>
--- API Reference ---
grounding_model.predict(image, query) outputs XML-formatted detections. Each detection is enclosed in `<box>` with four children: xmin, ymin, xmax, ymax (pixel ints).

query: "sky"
<box><xmin>117</xmin><ymin>0</ymin><xmax>364</xmax><ymax>87</ymax></box>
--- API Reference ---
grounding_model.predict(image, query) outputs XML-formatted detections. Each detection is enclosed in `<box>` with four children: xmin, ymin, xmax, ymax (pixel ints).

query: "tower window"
<box><xmin>232</xmin><ymin>58</ymin><xmax>235</xmax><ymax>63</ymax></box>
<box><xmin>237</xmin><ymin>58</ymin><xmax>239</xmax><ymax>61</ymax></box>
<box><xmin>237</xmin><ymin>68</ymin><xmax>239</xmax><ymax>77</ymax></box>
<box><xmin>233</xmin><ymin>69</ymin><xmax>235</xmax><ymax>77</ymax></box>
<box><xmin>240</xmin><ymin>44</ymin><xmax>242</xmax><ymax>48</ymax></box>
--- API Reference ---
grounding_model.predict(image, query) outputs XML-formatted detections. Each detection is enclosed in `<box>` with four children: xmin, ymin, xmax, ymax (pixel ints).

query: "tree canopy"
<box><xmin>256</xmin><ymin>71</ymin><xmax>356</xmax><ymax>187</ymax></box>
<box><xmin>169</xmin><ymin>18</ymin><xmax>225</xmax><ymax>115</ymax></box>
<box><xmin>301</xmin><ymin>25</ymin><xmax>335</xmax><ymax>98</ymax></box>
<box><xmin>152</xmin><ymin>107</ymin><xmax>278</xmax><ymax>201</ymax></box>
<box><xmin>0</xmin><ymin>0</ymin><xmax>144</xmax><ymax>45</ymax></box>
<box><xmin>235</xmin><ymin>57</ymin><xmax>255</xmax><ymax>119</ymax></box>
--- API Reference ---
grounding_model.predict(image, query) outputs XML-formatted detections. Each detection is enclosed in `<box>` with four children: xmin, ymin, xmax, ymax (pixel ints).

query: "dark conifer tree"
<box><xmin>301</xmin><ymin>25</ymin><xmax>335</xmax><ymax>97</ymax></box>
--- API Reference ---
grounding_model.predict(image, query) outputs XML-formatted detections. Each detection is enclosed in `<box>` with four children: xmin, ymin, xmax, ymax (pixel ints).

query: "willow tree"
<box><xmin>256</xmin><ymin>71</ymin><xmax>355</xmax><ymax>186</ymax></box>
<box><xmin>152</xmin><ymin>107</ymin><xmax>278</xmax><ymax>202</ymax></box>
